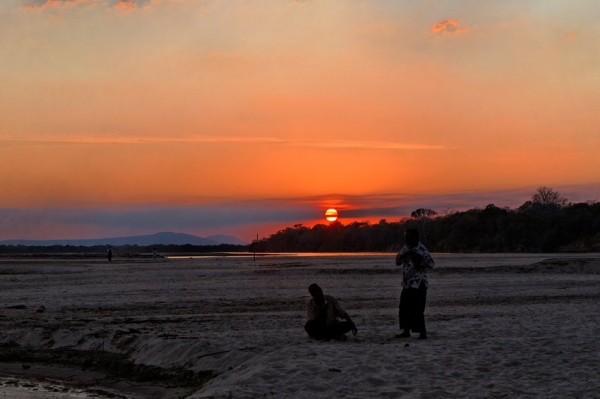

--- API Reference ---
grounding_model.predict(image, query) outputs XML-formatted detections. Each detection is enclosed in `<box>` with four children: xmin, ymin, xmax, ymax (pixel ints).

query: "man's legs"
<box><xmin>414</xmin><ymin>283</ymin><xmax>428</xmax><ymax>339</ymax></box>
<box><xmin>398</xmin><ymin>288</ymin><xmax>413</xmax><ymax>337</ymax></box>
<box><xmin>398</xmin><ymin>286</ymin><xmax>428</xmax><ymax>338</ymax></box>
<box><xmin>329</xmin><ymin>322</ymin><xmax>353</xmax><ymax>338</ymax></box>
<box><xmin>304</xmin><ymin>318</ymin><xmax>327</xmax><ymax>340</ymax></box>
<box><xmin>305</xmin><ymin>320</ymin><xmax>353</xmax><ymax>340</ymax></box>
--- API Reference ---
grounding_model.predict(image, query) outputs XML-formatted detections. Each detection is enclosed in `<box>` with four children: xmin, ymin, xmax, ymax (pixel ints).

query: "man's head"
<box><xmin>308</xmin><ymin>283</ymin><xmax>325</xmax><ymax>304</ymax></box>
<box><xmin>404</xmin><ymin>228</ymin><xmax>419</xmax><ymax>248</ymax></box>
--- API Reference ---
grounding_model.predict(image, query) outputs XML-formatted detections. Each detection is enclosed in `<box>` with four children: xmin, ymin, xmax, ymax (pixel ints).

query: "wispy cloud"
<box><xmin>305</xmin><ymin>140</ymin><xmax>450</xmax><ymax>150</ymax></box>
<box><xmin>0</xmin><ymin>203</ymin><xmax>316</xmax><ymax>241</ymax></box>
<box><xmin>431</xmin><ymin>19</ymin><xmax>469</xmax><ymax>35</ymax></box>
<box><xmin>564</xmin><ymin>32</ymin><xmax>577</xmax><ymax>42</ymax></box>
<box><xmin>23</xmin><ymin>0</ymin><xmax>92</xmax><ymax>10</ymax></box>
<box><xmin>114</xmin><ymin>0</ymin><xmax>135</xmax><ymax>11</ymax></box>
<box><xmin>256</xmin><ymin>184</ymin><xmax>600</xmax><ymax>220</ymax></box>
<box><xmin>0</xmin><ymin>135</ymin><xmax>454</xmax><ymax>150</ymax></box>
<box><xmin>22</xmin><ymin>0</ymin><xmax>157</xmax><ymax>10</ymax></box>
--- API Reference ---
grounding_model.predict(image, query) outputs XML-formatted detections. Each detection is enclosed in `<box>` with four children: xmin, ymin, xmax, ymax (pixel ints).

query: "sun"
<box><xmin>325</xmin><ymin>208</ymin><xmax>338</xmax><ymax>222</ymax></box>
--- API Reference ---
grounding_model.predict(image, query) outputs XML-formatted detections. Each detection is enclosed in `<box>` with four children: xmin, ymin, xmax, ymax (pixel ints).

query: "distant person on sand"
<box><xmin>395</xmin><ymin>229</ymin><xmax>434</xmax><ymax>339</ymax></box>
<box><xmin>107</xmin><ymin>246</ymin><xmax>113</xmax><ymax>262</ymax></box>
<box><xmin>304</xmin><ymin>283</ymin><xmax>357</xmax><ymax>341</ymax></box>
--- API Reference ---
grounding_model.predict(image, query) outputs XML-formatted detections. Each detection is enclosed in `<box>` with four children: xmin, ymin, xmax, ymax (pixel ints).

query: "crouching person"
<box><xmin>304</xmin><ymin>283</ymin><xmax>357</xmax><ymax>341</ymax></box>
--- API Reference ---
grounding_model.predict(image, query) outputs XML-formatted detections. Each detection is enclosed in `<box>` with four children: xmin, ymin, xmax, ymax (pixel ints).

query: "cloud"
<box><xmin>0</xmin><ymin>135</ymin><xmax>454</xmax><ymax>151</ymax></box>
<box><xmin>303</xmin><ymin>140</ymin><xmax>450</xmax><ymax>151</ymax></box>
<box><xmin>431</xmin><ymin>19</ymin><xmax>469</xmax><ymax>35</ymax></box>
<box><xmin>565</xmin><ymin>32</ymin><xmax>577</xmax><ymax>42</ymax></box>
<box><xmin>114</xmin><ymin>0</ymin><xmax>135</xmax><ymax>11</ymax></box>
<box><xmin>0</xmin><ymin>203</ymin><xmax>316</xmax><ymax>241</ymax></box>
<box><xmin>22</xmin><ymin>0</ymin><xmax>155</xmax><ymax>10</ymax></box>
<box><xmin>23</xmin><ymin>0</ymin><xmax>92</xmax><ymax>10</ymax></box>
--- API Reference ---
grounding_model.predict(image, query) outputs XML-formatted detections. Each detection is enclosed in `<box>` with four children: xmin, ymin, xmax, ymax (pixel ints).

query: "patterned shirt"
<box><xmin>395</xmin><ymin>242</ymin><xmax>435</xmax><ymax>289</ymax></box>
<box><xmin>306</xmin><ymin>295</ymin><xmax>348</xmax><ymax>326</ymax></box>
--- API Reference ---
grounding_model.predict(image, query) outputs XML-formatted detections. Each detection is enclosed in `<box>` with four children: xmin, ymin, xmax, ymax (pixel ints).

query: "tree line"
<box><xmin>251</xmin><ymin>187</ymin><xmax>600</xmax><ymax>253</ymax></box>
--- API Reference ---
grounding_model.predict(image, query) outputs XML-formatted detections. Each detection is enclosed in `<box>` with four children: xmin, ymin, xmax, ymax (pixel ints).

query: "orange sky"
<box><xmin>1</xmin><ymin>0</ymin><xmax>599</xmax><ymax>241</ymax></box>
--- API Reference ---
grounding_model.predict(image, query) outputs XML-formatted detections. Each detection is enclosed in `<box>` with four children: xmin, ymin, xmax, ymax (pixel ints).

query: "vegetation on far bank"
<box><xmin>251</xmin><ymin>187</ymin><xmax>600</xmax><ymax>253</ymax></box>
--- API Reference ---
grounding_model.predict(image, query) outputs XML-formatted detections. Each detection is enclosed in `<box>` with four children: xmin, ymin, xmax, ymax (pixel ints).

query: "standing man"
<box><xmin>107</xmin><ymin>246</ymin><xmax>113</xmax><ymax>262</ymax></box>
<box><xmin>395</xmin><ymin>229</ymin><xmax>434</xmax><ymax>339</ymax></box>
<box><xmin>304</xmin><ymin>283</ymin><xmax>357</xmax><ymax>340</ymax></box>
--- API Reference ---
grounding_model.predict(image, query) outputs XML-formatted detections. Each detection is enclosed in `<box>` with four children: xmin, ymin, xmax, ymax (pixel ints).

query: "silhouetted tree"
<box><xmin>410</xmin><ymin>208</ymin><xmax>438</xmax><ymax>219</ymax></box>
<box><xmin>532</xmin><ymin>186</ymin><xmax>568</xmax><ymax>207</ymax></box>
<box><xmin>410</xmin><ymin>208</ymin><xmax>437</xmax><ymax>245</ymax></box>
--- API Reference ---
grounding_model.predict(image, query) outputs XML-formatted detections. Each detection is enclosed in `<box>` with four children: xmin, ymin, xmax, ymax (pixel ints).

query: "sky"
<box><xmin>1</xmin><ymin>0</ymin><xmax>599</xmax><ymax>242</ymax></box>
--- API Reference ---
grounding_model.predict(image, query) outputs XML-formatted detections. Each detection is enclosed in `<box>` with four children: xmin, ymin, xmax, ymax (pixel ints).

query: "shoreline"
<box><xmin>0</xmin><ymin>362</ymin><xmax>192</xmax><ymax>399</ymax></box>
<box><xmin>0</xmin><ymin>372</ymin><xmax>128</xmax><ymax>399</ymax></box>
<box><xmin>0</xmin><ymin>345</ymin><xmax>213</xmax><ymax>399</ymax></box>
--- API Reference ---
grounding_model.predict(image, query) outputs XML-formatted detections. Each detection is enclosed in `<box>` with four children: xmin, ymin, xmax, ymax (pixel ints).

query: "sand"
<box><xmin>0</xmin><ymin>375</ymin><xmax>121</xmax><ymax>398</ymax></box>
<box><xmin>1</xmin><ymin>253</ymin><xmax>599</xmax><ymax>398</ymax></box>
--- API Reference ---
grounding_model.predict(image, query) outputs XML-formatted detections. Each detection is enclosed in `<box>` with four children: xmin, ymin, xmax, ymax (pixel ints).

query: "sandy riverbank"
<box><xmin>1</xmin><ymin>253</ymin><xmax>599</xmax><ymax>398</ymax></box>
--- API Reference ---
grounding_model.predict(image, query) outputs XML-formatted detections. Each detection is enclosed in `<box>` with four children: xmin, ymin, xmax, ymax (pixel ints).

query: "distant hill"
<box><xmin>0</xmin><ymin>232</ymin><xmax>247</xmax><ymax>247</ymax></box>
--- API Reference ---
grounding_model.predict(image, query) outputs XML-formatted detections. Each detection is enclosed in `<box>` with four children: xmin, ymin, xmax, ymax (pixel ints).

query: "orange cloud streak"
<box><xmin>23</xmin><ymin>0</ymin><xmax>91</xmax><ymax>10</ymax></box>
<box><xmin>114</xmin><ymin>0</ymin><xmax>136</xmax><ymax>11</ymax></box>
<box><xmin>431</xmin><ymin>19</ymin><xmax>469</xmax><ymax>34</ymax></box>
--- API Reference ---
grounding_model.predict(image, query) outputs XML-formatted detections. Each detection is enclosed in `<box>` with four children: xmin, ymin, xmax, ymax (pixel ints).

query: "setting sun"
<box><xmin>325</xmin><ymin>209</ymin><xmax>338</xmax><ymax>222</ymax></box>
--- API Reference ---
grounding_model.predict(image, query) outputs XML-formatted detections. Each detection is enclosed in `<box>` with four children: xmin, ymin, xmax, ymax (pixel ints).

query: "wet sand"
<box><xmin>1</xmin><ymin>253</ymin><xmax>599</xmax><ymax>398</ymax></box>
<box><xmin>0</xmin><ymin>375</ymin><xmax>123</xmax><ymax>398</ymax></box>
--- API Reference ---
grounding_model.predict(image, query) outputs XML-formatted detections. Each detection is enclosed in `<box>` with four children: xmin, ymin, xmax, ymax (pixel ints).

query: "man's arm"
<box><xmin>417</xmin><ymin>246</ymin><xmax>434</xmax><ymax>269</ymax></box>
<box><xmin>408</xmin><ymin>245</ymin><xmax>434</xmax><ymax>270</ymax></box>
<box><xmin>342</xmin><ymin>313</ymin><xmax>358</xmax><ymax>335</ymax></box>
<box><xmin>331</xmin><ymin>297</ymin><xmax>357</xmax><ymax>335</ymax></box>
<box><xmin>395</xmin><ymin>246</ymin><xmax>410</xmax><ymax>265</ymax></box>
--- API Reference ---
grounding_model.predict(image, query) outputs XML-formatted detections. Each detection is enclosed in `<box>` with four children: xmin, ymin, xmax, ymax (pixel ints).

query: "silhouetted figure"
<box><xmin>152</xmin><ymin>248</ymin><xmax>157</xmax><ymax>260</ymax></box>
<box><xmin>107</xmin><ymin>246</ymin><xmax>113</xmax><ymax>262</ymax></box>
<box><xmin>395</xmin><ymin>229</ymin><xmax>434</xmax><ymax>339</ymax></box>
<box><xmin>304</xmin><ymin>283</ymin><xmax>357</xmax><ymax>340</ymax></box>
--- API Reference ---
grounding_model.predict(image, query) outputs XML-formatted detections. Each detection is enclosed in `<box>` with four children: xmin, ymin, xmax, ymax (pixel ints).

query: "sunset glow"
<box><xmin>1</xmin><ymin>1</ymin><xmax>599</xmax><ymax>242</ymax></box>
